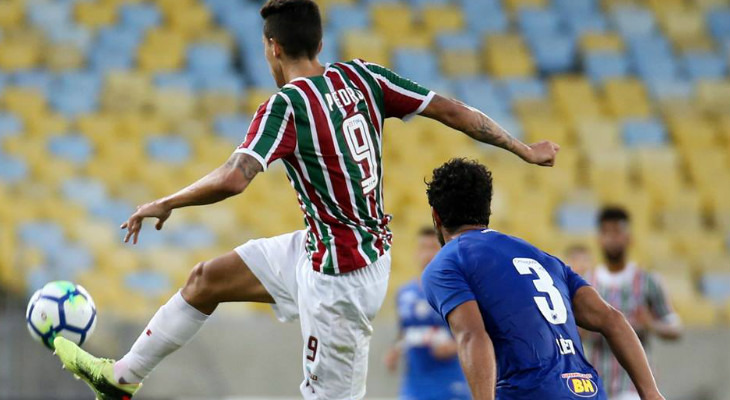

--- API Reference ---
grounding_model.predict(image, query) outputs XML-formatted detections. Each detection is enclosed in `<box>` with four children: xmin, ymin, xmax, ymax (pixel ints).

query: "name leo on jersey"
<box><xmin>325</xmin><ymin>87</ymin><xmax>365</xmax><ymax>112</ymax></box>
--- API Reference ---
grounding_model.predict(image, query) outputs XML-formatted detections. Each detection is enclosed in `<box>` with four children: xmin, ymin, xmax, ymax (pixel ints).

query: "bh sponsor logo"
<box><xmin>562</xmin><ymin>372</ymin><xmax>598</xmax><ymax>398</ymax></box>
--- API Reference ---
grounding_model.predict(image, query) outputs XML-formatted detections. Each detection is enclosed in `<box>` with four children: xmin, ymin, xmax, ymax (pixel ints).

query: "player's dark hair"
<box><xmin>598</xmin><ymin>206</ymin><xmax>630</xmax><ymax>226</ymax></box>
<box><xmin>419</xmin><ymin>227</ymin><xmax>436</xmax><ymax>237</ymax></box>
<box><xmin>426</xmin><ymin>158</ymin><xmax>493</xmax><ymax>231</ymax></box>
<box><xmin>260</xmin><ymin>0</ymin><xmax>322</xmax><ymax>60</ymax></box>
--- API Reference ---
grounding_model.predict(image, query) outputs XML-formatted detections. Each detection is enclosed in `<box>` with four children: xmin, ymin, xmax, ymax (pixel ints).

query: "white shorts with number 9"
<box><xmin>235</xmin><ymin>230</ymin><xmax>391</xmax><ymax>400</ymax></box>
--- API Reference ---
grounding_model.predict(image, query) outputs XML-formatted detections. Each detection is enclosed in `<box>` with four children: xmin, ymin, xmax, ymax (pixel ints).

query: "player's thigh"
<box><xmin>182</xmin><ymin>251</ymin><xmax>274</xmax><ymax>307</ymax></box>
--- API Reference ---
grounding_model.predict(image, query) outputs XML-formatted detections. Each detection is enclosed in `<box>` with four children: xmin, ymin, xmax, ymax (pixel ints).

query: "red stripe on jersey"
<box><xmin>238</xmin><ymin>98</ymin><xmax>272</xmax><ymax>150</ymax></box>
<box><xmin>360</xmin><ymin>60</ymin><xmax>427</xmax><ymax>119</ymax></box>
<box><xmin>268</xmin><ymin>115</ymin><xmax>297</xmax><ymax>162</ymax></box>
<box><xmin>333</xmin><ymin>63</ymin><xmax>382</xmax><ymax>135</ymax></box>
<box><xmin>293</xmin><ymin>80</ymin><xmax>367</xmax><ymax>269</ymax></box>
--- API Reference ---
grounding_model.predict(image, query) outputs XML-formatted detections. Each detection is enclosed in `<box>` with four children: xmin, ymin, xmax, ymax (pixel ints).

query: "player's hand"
<box><xmin>523</xmin><ymin>141</ymin><xmax>560</xmax><ymax>167</ymax></box>
<box><xmin>383</xmin><ymin>347</ymin><xmax>400</xmax><ymax>372</ymax></box>
<box><xmin>120</xmin><ymin>200</ymin><xmax>172</xmax><ymax>244</ymax></box>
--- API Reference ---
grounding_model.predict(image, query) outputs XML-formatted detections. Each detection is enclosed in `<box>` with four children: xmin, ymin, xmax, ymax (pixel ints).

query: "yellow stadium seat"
<box><xmin>75</xmin><ymin>1</ymin><xmax>118</xmax><ymax>29</ymax></box>
<box><xmin>0</xmin><ymin>40</ymin><xmax>41</xmax><ymax>71</ymax></box>
<box><xmin>603</xmin><ymin>78</ymin><xmax>652</xmax><ymax>119</ymax></box>
<box><xmin>483</xmin><ymin>34</ymin><xmax>535</xmax><ymax>79</ymax></box>
<box><xmin>422</xmin><ymin>5</ymin><xmax>464</xmax><ymax>35</ymax></box>
<box><xmin>696</xmin><ymin>254</ymin><xmax>730</xmax><ymax>273</ymax></box>
<box><xmin>0</xmin><ymin>0</ymin><xmax>24</xmax><ymax>29</ymax></box>
<box><xmin>194</xmin><ymin>28</ymin><xmax>236</xmax><ymax>50</ymax></box>
<box><xmin>673</xmin><ymin>34</ymin><xmax>715</xmax><ymax>53</ymax></box>
<box><xmin>25</xmin><ymin>112</ymin><xmax>69</xmax><ymax>137</ymax></box>
<box><xmin>671</xmin><ymin>231</ymin><xmax>725</xmax><ymax>260</ymax></box>
<box><xmin>513</xmin><ymin>99</ymin><xmax>557</xmax><ymax>119</ymax></box>
<box><xmin>45</xmin><ymin>44</ymin><xmax>85</xmax><ymax>71</ymax></box>
<box><xmin>667</xmin><ymin>114</ymin><xmax>719</xmax><ymax>151</ymax></box>
<box><xmin>647</xmin><ymin>257</ymin><xmax>691</xmax><ymax>274</ymax></box>
<box><xmin>440</xmin><ymin>50</ymin><xmax>480</xmax><ymax>78</ymax></box>
<box><xmin>673</xmin><ymin>297</ymin><xmax>718</xmax><ymax>327</ymax></box>
<box><xmin>692</xmin><ymin>0</ymin><xmax>728</xmax><ymax>10</ymax></box>
<box><xmin>167</xmin><ymin>3</ymin><xmax>212</xmax><ymax>38</ymax></box>
<box><xmin>659</xmin><ymin>9</ymin><xmax>705</xmax><ymax>42</ymax></box>
<box><xmin>587</xmin><ymin>150</ymin><xmax>631</xmax><ymax>202</ymax></box>
<box><xmin>76</xmin><ymin>113</ymin><xmax>119</xmax><ymax>141</ymax></box>
<box><xmin>33</xmin><ymin>158</ymin><xmax>79</xmax><ymax>186</ymax></box>
<box><xmin>579</xmin><ymin>33</ymin><xmax>624</xmax><ymax>53</ymax></box>
<box><xmin>633</xmin><ymin>148</ymin><xmax>684</xmax><ymax>207</ymax></box>
<box><xmin>102</xmin><ymin>71</ymin><xmax>152</xmax><ymax>113</ymax></box>
<box><xmin>118</xmin><ymin>113</ymin><xmax>169</xmax><ymax>138</ymax></box>
<box><xmin>199</xmin><ymin>92</ymin><xmax>240</xmax><ymax>119</ymax></box>
<box><xmin>521</xmin><ymin>115</ymin><xmax>571</xmax><ymax>145</ymax></box>
<box><xmin>341</xmin><ymin>30</ymin><xmax>389</xmax><ymax>67</ymax></box>
<box><xmin>372</xmin><ymin>3</ymin><xmax>415</xmax><ymax>38</ymax></box>
<box><xmin>388</xmin><ymin>31</ymin><xmax>433</xmax><ymax>50</ymax></box>
<box><xmin>646</xmin><ymin>0</ymin><xmax>685</xmax><ymax>13</ymax></box>
<box><xmin>697</xmin><ymin>80</ymin><xmax>730</xmax><ymax>116</ymax></box>
<box><xmin>150</xmin><ymin>88</ymin><xmax>196</xmax><ymax>119</ymax></box>
<box><xmin>659</xmin><ymin>189</ymin><xmax>703</xmax><ymax>232</ymax></box>
<box><xmin>683</xmin><ymin>149</ymin><xmax>729</xmax><ymax>193</ymax></box>
<box><xmin>549</xmin><ymin>75</ymin><xmax>604</xmax><ymax>124</ymax></box>
<box><xmin>1</xmin><ymin>88</ymin><xmax>47</xmax><ymax>117</ymax></box>
<box><xmin>504</xmin><ymin>0</ymin><xmax>548</xmax><ymax>12</ymax></box>
<box><xmin>576</xmin><ymin>119</ymin><xmax>620</xmax><ymax>154</ymax></box>
<box><xmin>244</xmin><ymin>88</ymin><xmax>278</xmax><ymax>115</ymax></box>
<box><xmin>68</xmin><ymin>219</ymin><xmax>118</xmax><ymax>253</ymax></box>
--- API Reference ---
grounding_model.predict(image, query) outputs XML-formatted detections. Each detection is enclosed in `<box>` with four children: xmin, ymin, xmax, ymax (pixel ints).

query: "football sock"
<box><xmin>114</xmin><ymin>291</ymin><xmax>208</xmax><ymax>384</ymax></box>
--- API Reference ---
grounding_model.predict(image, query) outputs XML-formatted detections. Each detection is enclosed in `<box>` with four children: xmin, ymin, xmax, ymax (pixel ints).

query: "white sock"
<box><xmin>114</xmin><ymin>291</ymin><xmax>209</xmax><ymax>384</ymax></box>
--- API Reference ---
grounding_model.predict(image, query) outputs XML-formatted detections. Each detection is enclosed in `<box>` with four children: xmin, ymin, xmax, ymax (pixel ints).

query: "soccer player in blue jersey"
<box><xmin>385</xmin><ymin>227</ymin><xmax>470</xmax><ymax>400</ymax></box>
<box><xmin>421</xmin><ymin>159</ymin><xmax>666</xmax><ymax>400</ymax></box>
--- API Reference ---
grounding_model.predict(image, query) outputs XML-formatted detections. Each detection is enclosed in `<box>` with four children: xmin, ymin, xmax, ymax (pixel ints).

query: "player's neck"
<box><xmin>606</xmin><ymin>260</ymin><xmax>627</xmax><ymax>273</ymax></box>
<box><xmin>443</xmin><ymin>224</ymin><xmax>488</xmax><ymax>244</ymax></box>
<box><xmin>282</xmin><ymin>58</ymin><xmax>326</xmax><ymax>83</ymax></box>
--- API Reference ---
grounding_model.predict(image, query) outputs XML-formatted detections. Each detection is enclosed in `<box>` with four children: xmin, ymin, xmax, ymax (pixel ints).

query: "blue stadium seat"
<box><xmin>89</xmin><ymin>199</ymin><xmax>136</xmax><ymax>226</ymax></box>
<box><xmin>701</xmin><ymin>273</ymin><xmax>730</xmax><ymax>303</ymax></box>
<box><xmin>452</xmin><ymin>77</ymin><xmax>510</xmax><ymax>121</ymax></box>
<box><xmin>500</xmin><ymin>78</ymin><xmax>546</xmax><ymax>102</ymax></box>
<box><xmin>629</xmin><ymin>36</ymin><xmax>679</xmax><ymax>81</ymax></box>
<box><xmin>556</xmin><ymin>202</ymin><xmax>598</xmax><ymax>234</ymax></box>
<box><xmin>622</xmin><ymin>118</ymin><xmax>668</xmax><ymax>148</ymax></box>
<box><xmin>125</xmin><ymin>271</ymin><xmax>171</xmax><ymax>296</ymax></box>
<box><xmin>48</xmin><ymin>135</ymin><xmax>94</xmax><ymax>165</ymax></box>
<box><xmin>584</xmin><ymin>52</ymin><xmax>629</xmax><ymax>84</ymax></box>
<box><xmin>48</xmin><ymin>243</ymin><xmax>94</xmax><ymax>277</ymax></box>
<box><xmin>529</xmin><ymin>34</ymin><xmax>576</xmax><ymax>74</ymax></box>
<box><xmin>320</xmin><ymin>30</ymin><xmax>340</xmax><ymax>64</ymax></box>
<box><xmin>707</xmin><ymin>9</ymin><xmax>730</xmax><ymax>41</ymax></box>
<box><xmin>518</xmin><ymin>8</ymin><xmax>561</xmax><ymax>40</ymax></box>
<box><xmin>566</xmin><ymin>13</ymin><xmax>607</xmax><ymax>36</ymax></box>
<box><xmin>462</xmin><ymin>0</ymin><xmax>508</xmax><ymax>34</ymax></box>
<box><xmin>0</xmin><ymin>155</ymin><xmax>28</xmax><ymax>184</ymax></box>
<box><xmin>12</xmin><ymin>70</ymin><xmax>53</xmax><ymax>97</ymax></box>
<box><xmin>18</xmin><ymin>221</ymin><xmax>66</xmax><ymax>254</ymax></box>
<box><xmin>155</xmin><ymin>72</ymin><xmax>196</xmax><ymax>91</ymax></box>
<box><xmin>645</xmin><ymin>78</ymin><xmax>694</xmax><ymax>100</ymax></box>
<box><xmin>187</xmin><ymin>44</ymin><xmax>232</xmax><ymax>76</ymax></box>
<box><xmin>196</xmin><ymin>72</ymin><xmax>246</xmax><ymax>94</ymax></box>
<box><xmin>50</xmin><ymin>72</ymin><xmax>102</xmax><ymax>116</ymax></box>
<box><xmin>120</xmin><ymin>3</ymin><xmax>162</xmax><ymax>32</ymax></box>
<box><xmin>409</xmin><ymin>0</ymin><xmax>450</xmax><ymax>7</ymax></box>
<box><xmin>27</xmin><ymin>1</ymin><xmax>71</xmax><ymax>32</ymax></box>
<box><xmin>327</xmin><ymin>5</ymin><xmax>370</xmax><ymax>34</ymax></box>
<box><xmin>554</xmin><ymin>0</ymin><xmax>598</xmax><ymax>18</ymax></box>
<box><xmin>214</xmin><ymin>114</ymin><xmax>251</xmax><ymax>144</ymax></box>
<box><xmin>393</xmin><ymin>49</ymin><xmax>441</xmax><ymax>89</ymax></box>
<box><xmin>47</xmin><ymin>24</ymin><xmax>93</xmax><ymax>50</ymax></box>
<box><xmin>219</xmin><ymin>3</ymin><xmax>261</xmax><ymax>37</ymax></box>
<box><xmin>62</xmin><ymin>178</ymin><xmax>108</xmax><ymax>209</ymax></box>
<box><xmin>0</xmin><ymin>112</ymin><xmax>23</xmax><ymax>138</ymax></box>
<box><xmin>682</xmin><ymin>52</ymin><xmax>727</xmax><ymax>81</ymax></box>
<box><xmin>122</xmin><ymin>224</ymin><xmax>167</xmax><ymax>250</ymax></box>
<box><xmin>90</xmin><ymin>27</ymin><xmax>141</xmax><ymax>72</ymax></box>
<box><xmin>436</xmin><ymin>32</ymin><xmax>481</xmax><ymax>51</ymax></box>
<box><xmin>495</xmin><ymin>116</ymin><xmax>524</xmax><ymax>141</ymax></box>
<box><xmin>611</xmin><ymin>6</ymin><xmax>656</xmax><ymax>38</ymax></box>
<box><xmin>147</xmin><ymin>136</ymin><xmax>192</xmax><ymax>164</ymax></box>
<box><xmin>0</xmin><ymin>72</ymin><xmax>5</xmax><ymax>97</ymax></box>
<box><xmin>89</xmin><ymin>47</ymin><xmax>135</xmax><ymax>72</ymax></box>
<box><xmin>169</xmin><ymin>224</ymin><xmax>217</xmax><ymax>249</ymax></box>
<box><xmin>96</xmin><ymin>26</ymin><xmax>143</xmax><ymax>53</ymax></box>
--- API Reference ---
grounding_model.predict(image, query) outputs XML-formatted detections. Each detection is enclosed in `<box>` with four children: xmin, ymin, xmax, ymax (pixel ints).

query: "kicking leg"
<box><xmin>54</xmin><ymin>251</ymin><xmax>272</xmax><ymax>399</ymax></box>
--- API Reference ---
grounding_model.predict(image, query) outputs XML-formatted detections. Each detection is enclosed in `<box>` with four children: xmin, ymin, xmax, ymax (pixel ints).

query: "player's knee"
<box><xmin>182</xmin><ymin>261</ymin><xmax>215</xmax><ymax>304</ymax></box>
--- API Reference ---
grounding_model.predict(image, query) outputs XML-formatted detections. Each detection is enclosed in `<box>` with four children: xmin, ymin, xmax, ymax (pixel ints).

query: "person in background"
<box><xmin>566</xmin><ymin>244</ymin><xmax>594</xmax><ymax>277</ymax></box>
<box><xmin>583</xmin><ymin>207</ymin><xmax>683</xmax><ymax>400</ymax></box>
<box><xmin>384</xmin><ymin>227</ymin><xmax>470</xmax><ymax>400</ymax></box>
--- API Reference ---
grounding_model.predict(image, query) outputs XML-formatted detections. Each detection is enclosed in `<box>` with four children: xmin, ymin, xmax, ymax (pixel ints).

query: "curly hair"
<box><xmin>426</xmin><ymin>158</ymin><xmax>493</xmax><ymax>231</ymax></box>
<box><xmin>597</xmin><ymin>206</ymin><xmax>630</xmax><ymax>226</ymax></box>
<box><xmin>260</xmin><ymin>0</ymin><xmax>322</xmax><ymax>59</ymax></box>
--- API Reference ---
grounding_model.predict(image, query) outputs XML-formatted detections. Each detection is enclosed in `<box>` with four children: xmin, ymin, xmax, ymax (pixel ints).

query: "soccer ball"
<box><xmin>26</xmin><ymin>281</ymin><xmax>97</xmax><ymax>350</ymax></box>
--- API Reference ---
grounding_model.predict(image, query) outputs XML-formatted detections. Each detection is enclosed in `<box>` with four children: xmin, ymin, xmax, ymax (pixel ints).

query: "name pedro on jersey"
<box><xmin>325</xmin><ymin>87</ymin><xmax>366</xmax><ymax>112</ymax></box>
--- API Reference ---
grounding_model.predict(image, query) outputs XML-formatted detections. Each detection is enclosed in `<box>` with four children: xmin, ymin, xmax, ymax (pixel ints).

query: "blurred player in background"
<box><xmin>421</xmin><ymin>159</ymin><xmax>666</xmax><ymax>400</ymax></box>
<box><xmin>566</xmin><ymin>244</ymin><xmax>594</xmax><ymax>277</ymax></box>
<box><xmin>384</xmin><ymin>227</ymin><xmax>470</xmax><ymax>400</ymax></box>
<box><xmin>51</xmin><ymin>0</ymin><xmax>559</xmax><ymax>399</ymax></box>
<box><xmin>583</xmin><ymin>207</ymin><xmax>683</xmax><ymax>400</ymax></box>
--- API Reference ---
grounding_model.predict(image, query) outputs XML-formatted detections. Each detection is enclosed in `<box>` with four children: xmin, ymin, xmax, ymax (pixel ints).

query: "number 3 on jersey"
<box><xmin>343</xmin><ymin>114</ymin><xmax>378</xmax><ymax>195</ymax></box>
<box><xmin>513</xmin><ymin>258</ymin><xmax>568</xmax><ymax>325</ymax></box>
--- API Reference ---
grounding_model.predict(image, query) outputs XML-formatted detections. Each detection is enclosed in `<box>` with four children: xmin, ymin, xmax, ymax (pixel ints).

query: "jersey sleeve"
<box><xmin>234</xmin><ymin>93</ymin><xmax>296</xmax><ymax>170</ymax></box>
<box><xmin>362</xmin><ymin>61</ymin><xmax>435</xmax><ymax>121</ymax></box>
<box><xmin>422</xmin><ymin>256</ymin><xmax>476</xmax><ymax>323</ymax></box>
<box><xmin>645</xmin><ymin>272</ymin><xmax>679</xmax><ymax>323</ymax></box>
<box><xmin>565</xmin><ymin>265</ymin><xmax>590</xmax><ymax>300</ymax></box>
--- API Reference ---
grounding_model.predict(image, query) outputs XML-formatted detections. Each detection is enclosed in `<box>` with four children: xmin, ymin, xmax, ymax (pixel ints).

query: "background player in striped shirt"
<box><xmin>52</xmin><ymin>1</ymin><xmax>559</xmax><ymax>399</ymax></box>
<box><xmin>384</xmin><ymin>227</ymin><xmax>470</xmax><ymax>400</ymax></box>
<box><xmin>583</xmin><ymin>207</ymin><xmax>683</xmax><ymax>400</ymax></box>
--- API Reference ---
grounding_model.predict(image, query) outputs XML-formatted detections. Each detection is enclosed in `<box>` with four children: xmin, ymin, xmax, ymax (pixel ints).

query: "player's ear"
<box><xmin>431</xmin><ymin>207</ymin><xmax>442</xmax><ymax>228</ymax></box>
<box><xmin>317</xmin><ymin>40</ymin><xmax>323</xmax><ymax>56</ymax></box>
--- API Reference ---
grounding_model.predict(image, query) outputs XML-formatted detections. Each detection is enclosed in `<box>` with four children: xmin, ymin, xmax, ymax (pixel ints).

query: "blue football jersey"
<box><xmin>396</xmin><ymin>280</ymin><xmax>471</xmax><ymax>400</ymax></box>
<box><xmin>422</xmin><ymin>229</ymin><xmax>607</xmax><ymax>400</ymax></box>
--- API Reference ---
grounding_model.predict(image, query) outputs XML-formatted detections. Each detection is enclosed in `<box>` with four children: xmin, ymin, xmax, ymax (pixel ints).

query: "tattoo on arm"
<box><xmin>225</xmin><ymin>153</ymin><xmax>263</xmax><ymax>180</ymax></box>
<box><xmin>470</xmin><ymin>112</ymin><xmax>516</xmax><ymax>152</ymax></box>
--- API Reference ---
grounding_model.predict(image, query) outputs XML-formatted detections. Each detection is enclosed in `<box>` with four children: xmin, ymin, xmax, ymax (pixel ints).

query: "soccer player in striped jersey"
<box><xmin>53</xmin><ymin>1</ymin><xmax>559</xmax><ymax>399</ymax></box>
<box><xmin>582</xmin><ymin>207</ymin><xmax>682</xmax><ymax>400</ymax></box>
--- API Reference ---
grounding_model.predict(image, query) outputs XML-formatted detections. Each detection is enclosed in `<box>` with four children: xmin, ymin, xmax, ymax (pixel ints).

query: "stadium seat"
<box><xmin>604</xmin><ymin>78</ymin><xmax>652</xmax><ymax>119</ymax></box>
<box><xmin>0</xmin><ymin>112</ymin><xmax>22</xmax><ymax>138</ymax></box>
<box><xmin>584</xmin><ymin>51</ymin><xmax>629</xmax><ymax>84</ymax></box>
<box><xmin>48</xmin><ymin>135</ymin><xmax>94</xmax><ymax>166</ymax></box>
<box><xmin>682</xmin><ymin>52</ymin><xmax>727</xmax><ymax>81</ymax></box>
<box><xmin>462</xmin><ymin>0</ymin><xmax>508</xmax><ymax>34</ymax></box>
<box><xmin>579</xmin><ymin>32</ymin><xmax>625</xmax><ymax>53</ymax></box>
<box><xmin>576</xmin><ymin>118</ymin><xmax>621</xmax><ymax>154</ymax></box>
<box><xmin>120</xmin><ymin>2</ymin><xmax>162</xmax><ymax>32</ymax></box>
<box><xmin>696</xmin><ymin>80</ymin><xmax>730</xmax><ymax>115</ymax></box>
<box><xmin>610</xmin><ymin>6</ymin><xmax>656</xmax><ymax>38</ymax></box>
<box><xmin>421</xmin><ymin>5</ymin><xmax>464</xmax><ymax>35</ymax></box>
<box><xmin>341</xmin><ymin>30</ymin><xmax>389</xmax><ymax>67</ymax></box>
<box><xmin>440</xmin><ymin>49</ymin><xmax>480</xmax><ymax>78</ymax></box>
<box><xmin>74</xmin><ymin>1</ymin><xmax>118</xmax><ymax>29</ymax></box>
<box><xmin>327</xmin><ymin>4</ymin><xmax>370</xmax><ymax>35</ymax></box>
<box><xmin>483</xmin><ymin>34</ymin><xmax>536</xmax><ymax>78</ymax></box>
<box><xmin>707</xmin><ymin>8</ymin><xmax>730</xmax><ymax>41</ymax></box>
<box><xmin>529</xmin><ymin>33</ymin><xmax>577</xmax><ymax>74</ymax></box>
<box><xmin>549</xmin><ymin>75</ymin><xmax>603</xmax><ymax>124</ymax></box>
<box><xmin>147</xmin><ymin>136</ymin><xmax>192</xmax><ymax>165</ymax></box>
<box><xmin>372</xmin><ymin>3</ymin><xmax>415</xmax><ymax>38</ymax></box>
<box><xmin>0</xmin><ymin>0</ymin><xmax>24</xmax><ymax>29</ymax></box>
<box><xmin>622</xmin><ymin>118</ymin><xmax>668</xmax><ymax>148</ymax></box>
<box><xmin>393</xmin><ymin>49</ymin><xmax>440</xmax><ymax>88</ymax></box>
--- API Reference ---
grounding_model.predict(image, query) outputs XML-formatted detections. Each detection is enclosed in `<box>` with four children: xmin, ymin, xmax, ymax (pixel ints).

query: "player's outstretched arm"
<box><xmin>120</xmin><ymin>153</ymin><xmax>262</xmax><ymax>244</ymax></box>
<box><xmin>420</xmin><ymin>95</ymin><xmax>559</xmax><ymax>166</ymax></box>
<box><xmin>447</xmin><ymin>300</ymin><xmax>497</xmax><ymax>400</ymax></box>
<box><xmin>573</xmin><ymin>286</ymin><xmax>666</xmax><ymax>400</ymax></box>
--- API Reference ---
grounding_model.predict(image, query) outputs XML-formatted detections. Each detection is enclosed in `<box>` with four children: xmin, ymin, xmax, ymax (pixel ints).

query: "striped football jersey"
<box><xmin>582</xmin><ymin>263</ymin><xmax>679</xmax><ymax>397</ymax></box>
<box><xmin>235</xmin><ymin>59</ymin><xmax>434</xmax><ymax>275</ymax></box>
